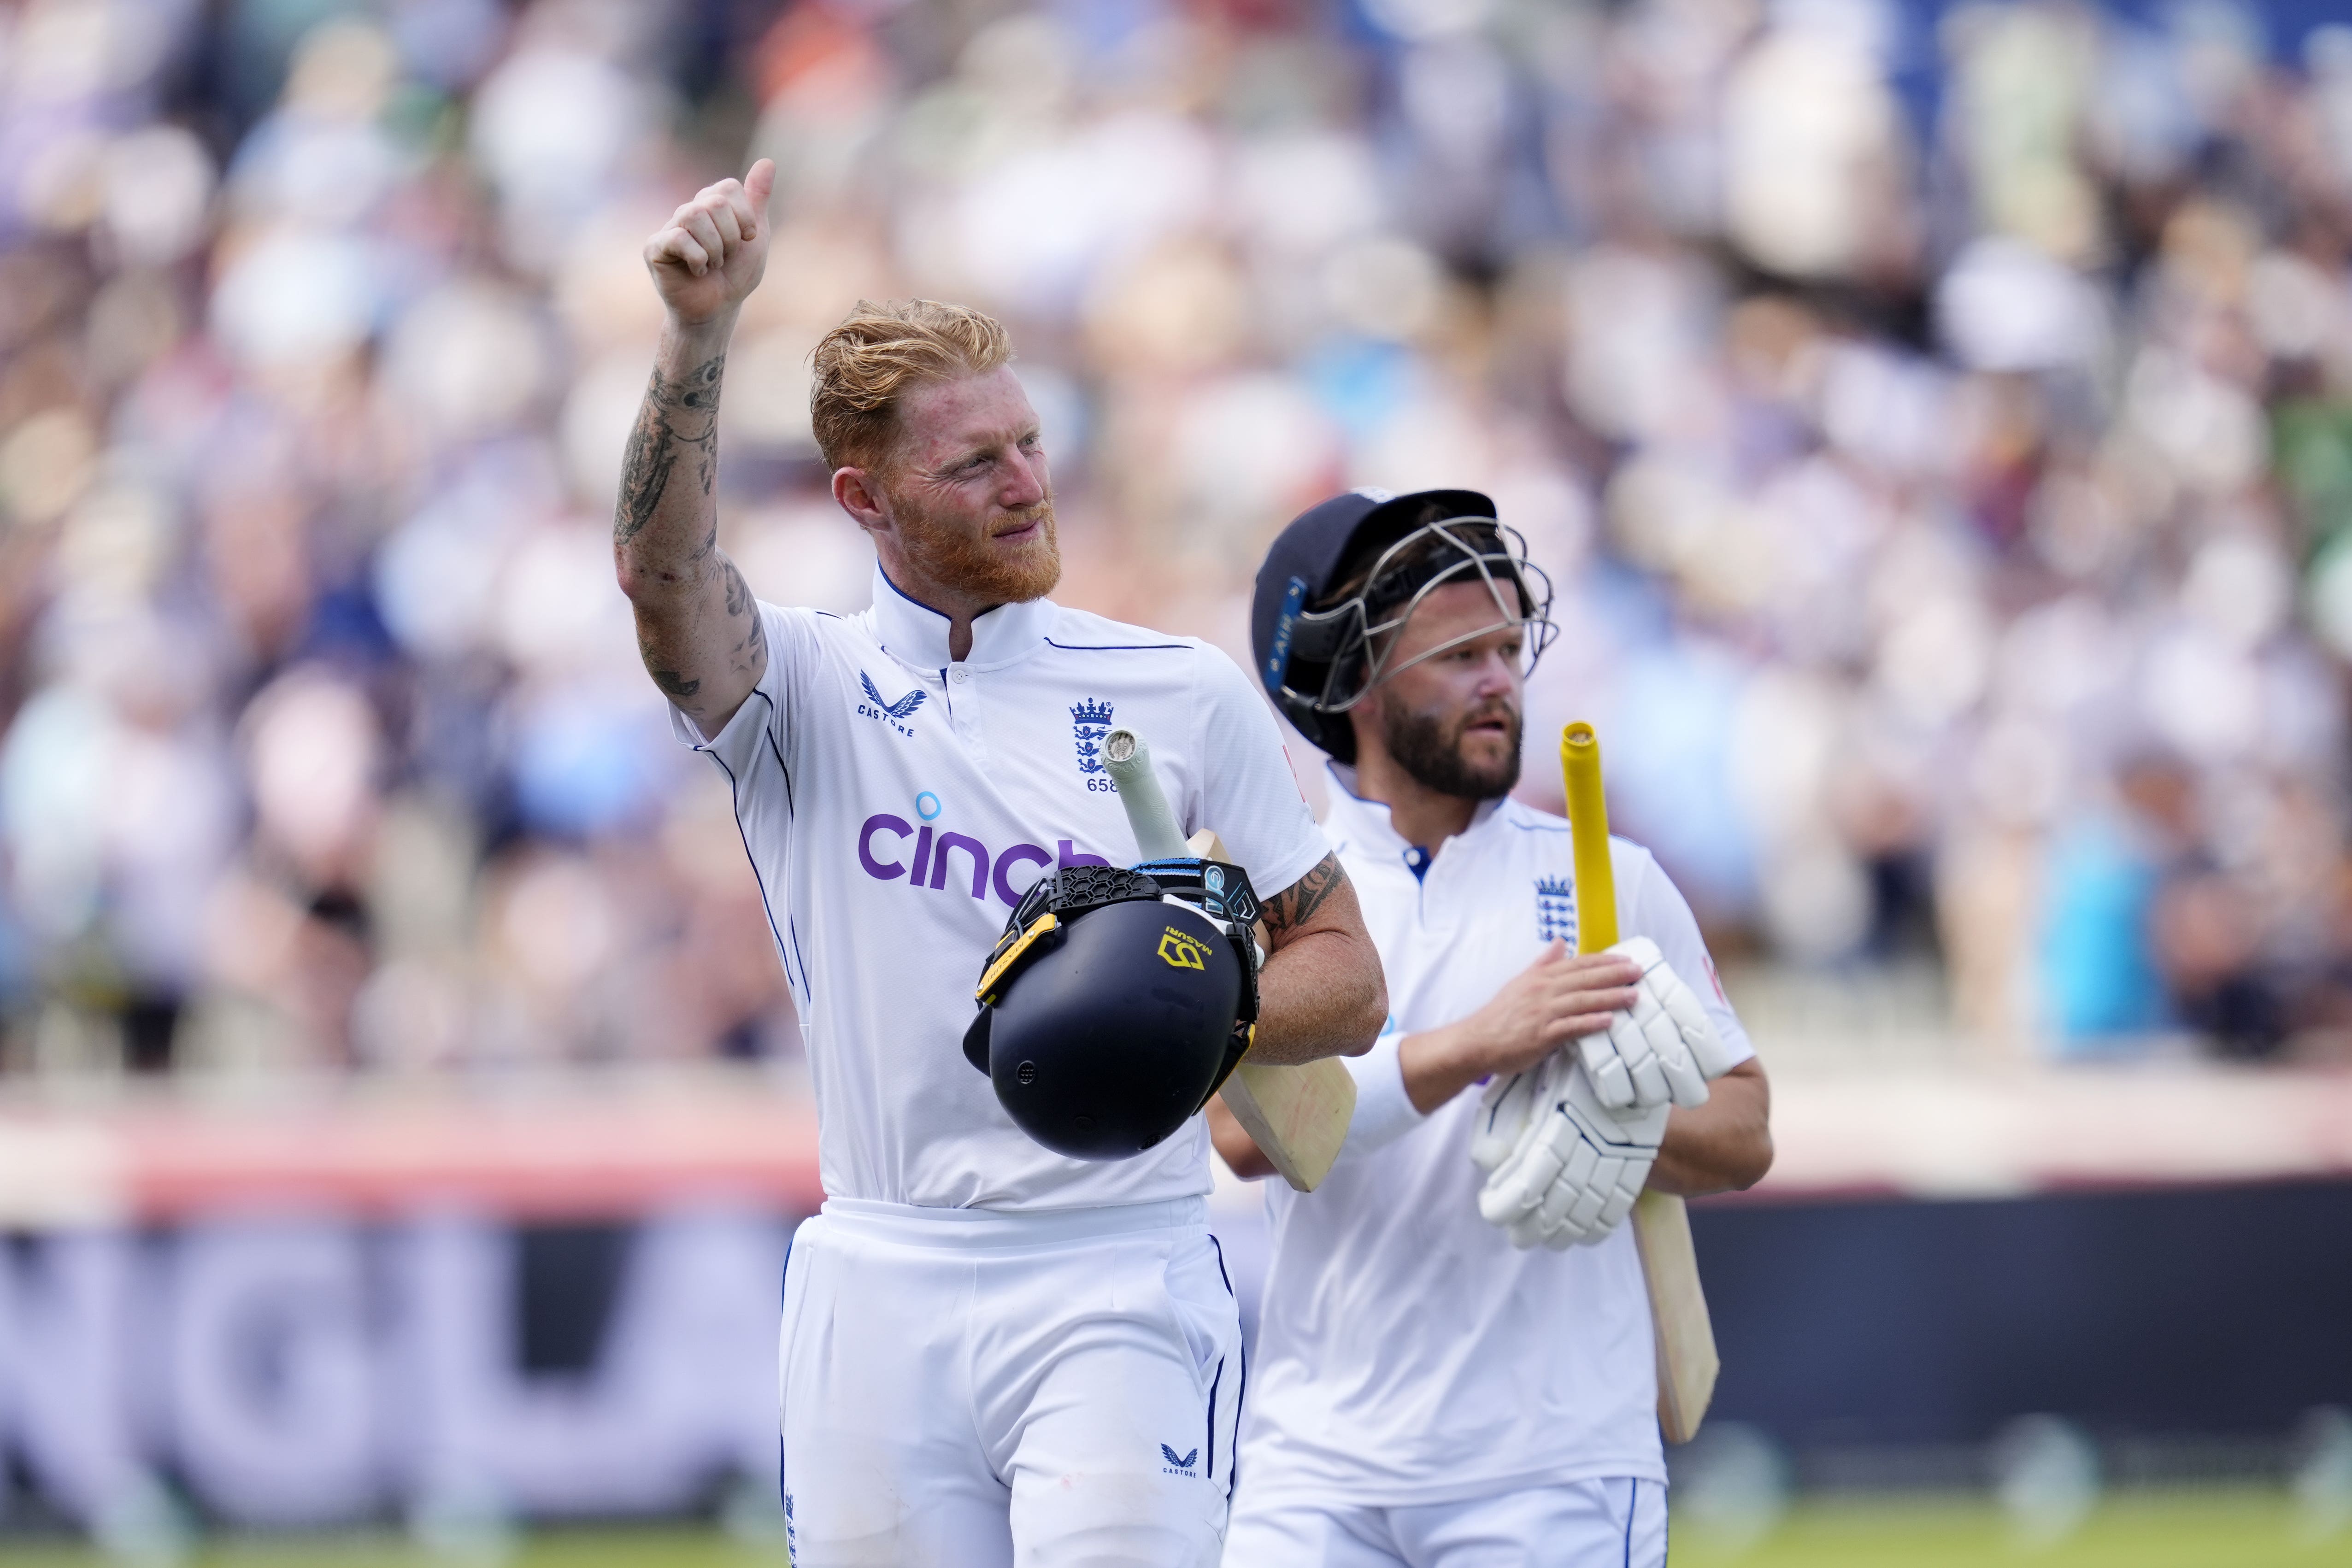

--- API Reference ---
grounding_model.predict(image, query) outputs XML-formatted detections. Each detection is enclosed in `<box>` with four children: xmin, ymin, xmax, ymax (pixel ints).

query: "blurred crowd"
<box><xmin>3</xmin><ymin>0</ymin><xmax>2352</xmax><ymax>1077</ymax></box>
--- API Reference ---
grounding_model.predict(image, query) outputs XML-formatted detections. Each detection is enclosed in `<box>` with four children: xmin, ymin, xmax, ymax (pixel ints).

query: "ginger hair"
<box><xmin>808</xmin><ymin>299</ymin><xmax>1014</xmax><ymax>474</ymax></box>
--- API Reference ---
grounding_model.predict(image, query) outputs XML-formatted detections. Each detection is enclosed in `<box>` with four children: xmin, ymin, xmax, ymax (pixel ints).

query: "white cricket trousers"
<box><xmin>1223</xmin><ymin>1477</ymin><xmax>1668</xmax><ymax>1568</ymax></box>
<box><xmin>777</xmin><ymin>1195</ymin><xmax>1242</xmax><ymax>1568</ymax></box>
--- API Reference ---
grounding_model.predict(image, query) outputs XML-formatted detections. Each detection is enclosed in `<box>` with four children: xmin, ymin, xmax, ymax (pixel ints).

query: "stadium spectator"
<box><xmin>4</xmin><ymin>0</ymin><xmax>2352</xmax><ymax>1072</ymax></box>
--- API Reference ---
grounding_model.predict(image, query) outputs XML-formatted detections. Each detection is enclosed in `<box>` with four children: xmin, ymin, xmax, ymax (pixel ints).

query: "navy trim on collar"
<box><xmin>867</xmin><ymin>563</ymin><xmax>1057</xmax><ymax>671</ymax></box>
<box><xmin>876</xmin><ymin>563</ymin><xmax>954</xmax><ymax>622</ymax></box>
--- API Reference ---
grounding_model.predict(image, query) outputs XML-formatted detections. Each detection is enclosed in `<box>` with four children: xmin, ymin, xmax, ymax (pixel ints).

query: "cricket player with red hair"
<box><xmin>615</xmin><ymin>162</ymin><xmax>1388</xmax><ymax>1566</ymax></box>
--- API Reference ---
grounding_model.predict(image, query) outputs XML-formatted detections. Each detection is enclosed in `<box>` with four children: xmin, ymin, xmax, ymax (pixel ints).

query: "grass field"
<box><xmin>1674</xmin><ymin>1493</ymin><xmax>2352</xmax><ymax>1567</ymax></box>
<box><xmin>0</xmin><ymin>1494</ymin><xmax>2340</xmax><ymax>1566</ymax></box>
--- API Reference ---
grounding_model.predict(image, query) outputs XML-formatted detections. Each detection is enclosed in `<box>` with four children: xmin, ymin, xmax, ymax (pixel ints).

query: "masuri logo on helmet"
<box><xmin>1158</xmin><ymin>927</ymin><xmax>1211</xmax><ymax>971</ymax></box>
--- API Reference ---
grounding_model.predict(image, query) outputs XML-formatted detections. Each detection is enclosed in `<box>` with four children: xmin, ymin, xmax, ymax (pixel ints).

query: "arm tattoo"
<box><xmin>614</xmin><ymin>353</ymin><xmax>725</xmax><ymax>544</ymax></box>
<box><xmin>639</xmin><ymin>625</ymin><xmax>702</xmax><ymax>699</ymax></box>
<box><xmin>647</xmin><ymin>665</ymin><xmax>701</xmax><ymax>700</ymax></box>
<box><xmin>723</xmin><ymin>557</ymin><xmax>765</xmax><ymax>676</ymax></box>
<box><xmin>1262</xmin><ymin>852</ymin><xmax>1346</xmax><ymax>940</ymax></box>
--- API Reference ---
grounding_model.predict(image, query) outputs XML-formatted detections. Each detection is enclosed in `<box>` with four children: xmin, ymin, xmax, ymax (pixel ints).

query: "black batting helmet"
<box><xmin>962</xmin><ymin>863</ymin><xmax>1261</xmax><ymax>1161</ymax></box>
<box><xmin>1250</xmin><ymin>487</ymin><xmax>1555</xmax><ymax>762</ymax></box>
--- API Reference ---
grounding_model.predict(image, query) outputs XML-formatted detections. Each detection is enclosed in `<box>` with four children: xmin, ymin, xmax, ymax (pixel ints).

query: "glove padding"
<box><xmin>1474</xmin><ymin>1051</ymin><xmax>1666</xmax><ymax>1249</ymax></box>
<box><xmin>1576</xmin><ymin>938</ymin><xmax>1739</xmax><ymax>1112</ymax></box>
<box><xmin>1470</xmin><ymin>1067</ymin><xmax>1541</xmax><ymax>1175</ymax></box>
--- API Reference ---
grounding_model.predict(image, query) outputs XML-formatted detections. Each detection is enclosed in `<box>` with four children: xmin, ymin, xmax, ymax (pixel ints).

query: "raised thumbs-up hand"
<box><xmin>643</xmin><ymin>158</ymin><xmax>776</xmax><ymax>327</ymax></box>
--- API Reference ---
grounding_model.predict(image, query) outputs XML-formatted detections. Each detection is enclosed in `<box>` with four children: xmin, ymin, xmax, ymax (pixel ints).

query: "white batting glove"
<box><xmin>1470</xmin><ymin>1068</ymin><xmax>1541</xmax><ymax>1174</ymax></box>
<box><xmin>1475</xmin><ymin>1052</ymin><xmax>1666</xmax><ymax>1250</ymax></box>
<box><xmin>1575</xmin><ymin>938</ymin><xmax>1739</xmax><ymax>1112</ymax></box>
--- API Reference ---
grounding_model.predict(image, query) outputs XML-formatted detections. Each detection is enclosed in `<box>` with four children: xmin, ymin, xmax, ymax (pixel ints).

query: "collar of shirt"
<box><xmin>1322</xmin><ymin>760</ymin><xmax>1506</xmax><ymax>874</ymax></box>
<box><xmin>870</xmin><ymin>564</ymin><xmax>1058</xmax><ymax>671</ymax></box>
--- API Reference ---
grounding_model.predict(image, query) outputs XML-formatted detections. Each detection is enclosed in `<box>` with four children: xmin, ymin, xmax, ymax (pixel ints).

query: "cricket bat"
<box><xmin>1561</xmin><ymin>721</ymin><xmax>1721</xmax><ymax>1445</ymax></box>
<box><xmin>1103</xmin><ymin>727</ymin><xmax>1357</xmax><ymax>1192</ymax></box>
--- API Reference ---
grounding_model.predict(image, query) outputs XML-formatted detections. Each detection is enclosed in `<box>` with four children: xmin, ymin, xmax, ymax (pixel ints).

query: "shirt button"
<box><xmin>950</xmin><ymin>666</ymin><xmax>970</xmax><ymax>683</ymax></box>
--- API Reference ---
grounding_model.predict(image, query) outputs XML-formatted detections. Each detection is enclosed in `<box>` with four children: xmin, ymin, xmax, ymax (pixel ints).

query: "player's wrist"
<box><xmin>661</xmin><ymin>305</ymin><xmax>742</xmax><ymax>348</ymax></box>
<box><xmin>1399</xmin><ymin>1022</ymin><xmax>1481</xmax><ymax>1113</ymax></box>
<box><xmin>1456</xmin><ymin>1003</ymin><xmax>1531</xmax><ymax>1079</ymax></box>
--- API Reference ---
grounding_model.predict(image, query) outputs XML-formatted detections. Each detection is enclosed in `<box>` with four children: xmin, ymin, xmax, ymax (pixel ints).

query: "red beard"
<box><xmin>887</xmin><ymin>490</ymin><xmax>1062</xmax><ymax>606</ymax></box>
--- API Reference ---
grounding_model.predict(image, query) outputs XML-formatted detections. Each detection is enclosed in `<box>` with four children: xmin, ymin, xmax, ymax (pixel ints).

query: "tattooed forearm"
<box><xmin>613</xmin><ymin>403</ymin><xmax>680</xmax><ymax>544</ymax></box>
<box><xmin>1262</xmin><ymin>853</ymin><xmax>1347</xmax><ymax>939</ymax></box>
<box><xmin>616</xmin><ymin>324</ymin><xmax>764</xmax><ymax>730</ymax></box>
<box><xmin>614</xmin><ymin>354</ymin><xmax>724</xmax><ymax>546</ymax></box>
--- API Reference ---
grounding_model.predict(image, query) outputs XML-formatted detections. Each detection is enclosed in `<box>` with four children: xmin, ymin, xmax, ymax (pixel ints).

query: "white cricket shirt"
<box><xmin>1238</xmin><ymin>765</ymin><xmax>1756</xmax><ymax>1504</ymax></box>
<box><xmin>675</xmin><ymin>567</ymin><xmax>1329</xmax><ymax>1211</ymax></box>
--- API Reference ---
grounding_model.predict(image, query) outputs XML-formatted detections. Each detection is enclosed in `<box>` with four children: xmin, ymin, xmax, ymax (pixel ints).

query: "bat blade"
<box><xmin>1191</xmin><ymin>828</ymin><xmax>1356</xmax><ymax>1192</ymax></box>
<box><xmin>1219</xmin><ymin>1059</ymin><xmax>1354</xmax><ymax>1193</ymax></box>
<box><xmin>1561</xmin><ymin>721</ymin><xmax>1719</xmax><ymax>1443</ymax></box>
<box><xmin>1630</xmin><ymin>1188</ymin><xmax>1720</xmax><ymax>1445</ymax></box>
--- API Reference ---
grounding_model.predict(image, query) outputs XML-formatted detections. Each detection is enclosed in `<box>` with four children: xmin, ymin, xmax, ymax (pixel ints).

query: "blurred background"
<box><xmin>1</xmin><ymin>0</ymin><xmax>2351</xmax><ymax>1558</ymax></box>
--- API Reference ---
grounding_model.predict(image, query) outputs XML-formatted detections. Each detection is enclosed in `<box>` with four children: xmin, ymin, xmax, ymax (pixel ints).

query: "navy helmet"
<box><xmin>1250</xmin><ymin>488</ymin><xmax>1555</xmax><ymax>762</ymax></box>
<box><xmin>964</xmin><ymin>863</ymin><xmax>1260</xmax><ymax>1161</ymax></box>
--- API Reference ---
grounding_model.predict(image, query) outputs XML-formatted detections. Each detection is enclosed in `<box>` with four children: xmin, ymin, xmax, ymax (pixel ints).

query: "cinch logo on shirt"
<box><xmin>857</xmin><ymin>671</ymin><xmax>927</xmax><ymax>736</ymax></box>
<box><xmin>857</xmin><ymin>815</ymin><xmax>1109</xmax><ymax>906</ymax></box>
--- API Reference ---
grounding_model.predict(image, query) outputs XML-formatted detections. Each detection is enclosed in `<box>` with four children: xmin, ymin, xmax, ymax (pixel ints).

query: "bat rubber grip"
<box><xmin>1103</xmin><ymin>727</ymin><xmax>1188</xmax><ymax>862</ymax></box>
<box><xmin>1561</xmin><ymin>722</ymin><xmax>1618</xmax><ymax>953</ymax></box>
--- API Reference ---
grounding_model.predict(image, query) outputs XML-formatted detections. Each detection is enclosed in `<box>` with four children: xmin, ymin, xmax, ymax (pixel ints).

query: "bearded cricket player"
<box><xmin>1213</xmin><ymin>488</ymin><xmax>1773</xmax><ymax>1566</ymax></box>
<box><xmin>614</xmin><ymin>161</ymin><xmax>1387</xmax><ymax>1567</ymax></box>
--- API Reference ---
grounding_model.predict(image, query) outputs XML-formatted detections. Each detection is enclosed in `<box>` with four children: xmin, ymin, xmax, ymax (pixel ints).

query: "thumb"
<box><xmin>745</xmin><ymin>157</ymin><xmax>777</xmax><ymax>217</ymax></box>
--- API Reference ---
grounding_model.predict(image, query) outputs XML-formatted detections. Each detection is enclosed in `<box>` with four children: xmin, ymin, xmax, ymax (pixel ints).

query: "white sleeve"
<box><xmin>1623</xmin><ymin>846</ymin><xmax>1757</xmax><ymax>1071</ymax></box>
<box><xmin>1331</xmin><ymin>1023</ymin><xmax>1425</xmax><ymax>1163</ymax></box>
<box><xmin>665</xmin><ymin>601</ymin><xmax>819</xmax><ymax>773</ymax></box>
<box><xmin>1189</xmin><ymin>645</ymin><xmax>1331</xmax><ymax>900</ymax></box>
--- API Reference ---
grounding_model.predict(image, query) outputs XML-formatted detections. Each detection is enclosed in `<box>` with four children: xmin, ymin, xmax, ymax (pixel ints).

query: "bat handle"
<box><xmin>1102</xmin><ymin>727</ymin><xmax>1189</xmax><ymax>861</ymax></box>
<box><xmin>1560</xmin><ymin>722</ymin><xmax>1618</xmax><ymax>953</ymax></box>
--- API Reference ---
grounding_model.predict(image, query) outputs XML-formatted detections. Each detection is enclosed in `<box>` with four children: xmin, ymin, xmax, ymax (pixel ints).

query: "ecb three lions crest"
<box><xmin>1072</xmin><ymin>699</ymin><xmax>1114</xmax><ymax>777</ymax></box>
<box><xmin>1535</xmin><ymin>875</ymin><xmax>1577</xmax><ymax>945</ymax></box>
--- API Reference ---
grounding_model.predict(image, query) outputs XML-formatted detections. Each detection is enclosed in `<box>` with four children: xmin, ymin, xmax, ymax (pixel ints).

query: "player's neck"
<box><xmin>1352</xmin><ymin>749</ymin><xmax>1477</xmax><ymax>853</ymax></box>
<box><xmin>943</xmin><ymin>611</ymin><xmax>989</xmax><ymax>662</ymax></box>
